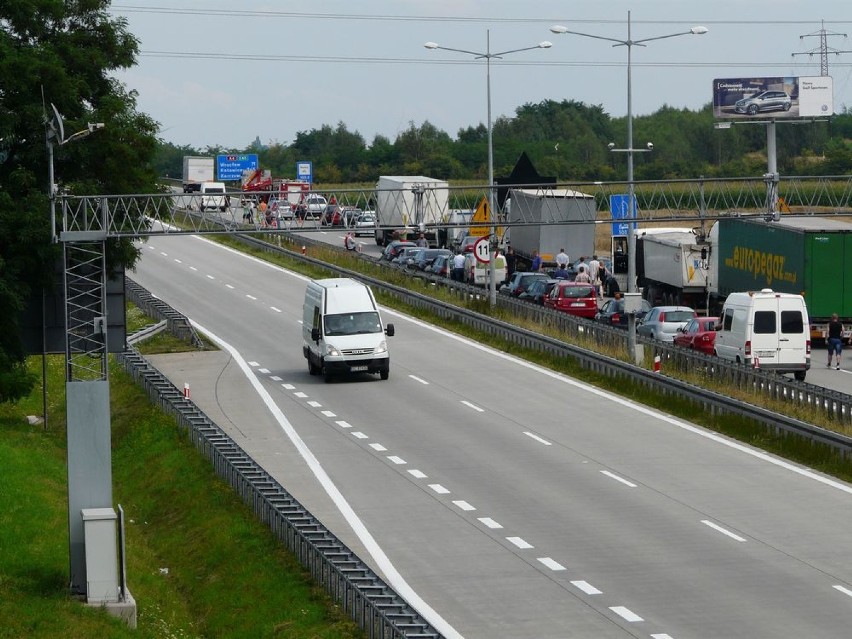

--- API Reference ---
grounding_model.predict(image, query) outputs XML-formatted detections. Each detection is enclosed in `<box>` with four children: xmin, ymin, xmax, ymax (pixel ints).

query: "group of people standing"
<box><xmin>525</xmin><ymin>247</ymin><xmax>609</xmax><ymax>297</ymax></box>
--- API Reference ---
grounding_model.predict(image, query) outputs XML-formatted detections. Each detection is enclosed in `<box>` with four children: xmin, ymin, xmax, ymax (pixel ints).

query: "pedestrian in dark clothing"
<box><xmin>504</xmin><ymin>246</ymin><xmax>516</xmax><ymax>284</ymax></box>
<box><xmin>828</xmin><ymin>313</ymin><xmax>844</xmax><ymax>369</ymax></box>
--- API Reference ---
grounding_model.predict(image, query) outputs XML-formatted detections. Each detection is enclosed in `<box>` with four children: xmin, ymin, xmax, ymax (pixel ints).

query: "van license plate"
<box><xmin>351</xmin><ymin>366</ymin><xmax>369</xmax><ymax>372</ymax></box>
<box><xmin>755</xmin><ymin>351</ymin><xmax>775</xmax><ymax>358</ymax></box>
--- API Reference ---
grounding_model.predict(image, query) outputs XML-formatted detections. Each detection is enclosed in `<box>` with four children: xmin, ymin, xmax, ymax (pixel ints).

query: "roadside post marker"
<box><xmin>183</xmin><ymin>383</ymin><xmax>190</xmax><ymax>399</ymax></box>
<box><xmin>653</xmin><ymin>355</ymin><xmax>661</xmax><ymax>373</ymax></box>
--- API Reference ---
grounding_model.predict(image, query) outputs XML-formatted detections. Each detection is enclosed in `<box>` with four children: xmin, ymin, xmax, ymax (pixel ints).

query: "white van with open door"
<box><xmin>302</xmin><ymin>278</ymin><xmax>394</xmax><ymax>382</ymax></box>
<box><xmin>714</xmin><ymin>289</ymin><xmax>810</xmax><ymax>380</ymax></box>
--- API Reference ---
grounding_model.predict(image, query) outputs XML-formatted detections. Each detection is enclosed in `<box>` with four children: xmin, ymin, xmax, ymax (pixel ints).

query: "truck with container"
<box><xmin>636</xmin><ymin>216</ymin><xmax>852</xmax><ymax>344</ymax></box>
<box><xmin>504</xmin><ymin>188</ymin><xmax>596</xmax><ymax>272</ymax></box>
<box><xmin>182</xmin><ymin>156</ymin><xmax>215</xmax><ymax>193</ymax></box>
<box><xmin>635</xmin><ymin>228</ymin><xmax>710</xmax><ymax>309</ymax></box>
<box><xmin>373</xmin><ymin>176</ymin><xmax>448</xmax><ymax>247</ymax></box>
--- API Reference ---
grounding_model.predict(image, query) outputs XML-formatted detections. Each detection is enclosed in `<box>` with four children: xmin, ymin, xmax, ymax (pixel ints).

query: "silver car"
<box><xmin>637</xmin><ymin>306</ymin><xmax>697</xmax><ymax>342</ymax></box>
<box><xmin>734</xmin><ymin>90</ymin><xmax>792</xmax><ymax>115</ymax></box>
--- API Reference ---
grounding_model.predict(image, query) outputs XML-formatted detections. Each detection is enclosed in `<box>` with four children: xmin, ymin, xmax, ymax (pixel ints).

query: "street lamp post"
<box><xmin>425</xmin><ymin>31</ymin><xmax>551</xmax><ymax>305</ymax></box>
<box><xmin>550</xmin><ymin>13</ymin><xmax>706</xmax><ymax>358</ymax></box>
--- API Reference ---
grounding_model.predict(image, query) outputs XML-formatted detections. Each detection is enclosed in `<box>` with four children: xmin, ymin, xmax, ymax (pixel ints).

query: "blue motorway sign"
<box><xmin>296</xmin><ymin>160</ymin><xmax>313</xmax><ymax>184</ymax></box>
<box><xmin>216</xmin><ymin>154</ymin><xmax>259</xmax><ymax>181</ymax></box>
<box><xmin>610</xmin><ymin>193</ymin><xmax>637</xmax><ymax>237</ymax></box>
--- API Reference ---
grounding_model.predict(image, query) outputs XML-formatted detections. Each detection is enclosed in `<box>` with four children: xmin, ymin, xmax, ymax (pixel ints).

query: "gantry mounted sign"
<box><xmin>712</xmin><ymin>76</ymin><xmax>834</xmax><ymax>120</ymax></box>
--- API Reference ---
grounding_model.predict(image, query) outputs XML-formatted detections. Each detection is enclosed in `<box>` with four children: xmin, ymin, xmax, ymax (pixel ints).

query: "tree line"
<box><xmin>154</xmin><ymin>100</ymin><xmax>852</xmax><ymax>186</ymax></box>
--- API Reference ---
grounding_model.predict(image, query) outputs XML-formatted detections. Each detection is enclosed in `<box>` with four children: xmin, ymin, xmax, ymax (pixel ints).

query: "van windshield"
<box><xmin>324</xmin><ymin>312</ymin><xmax>382</xmax><ymax>336</ymax></box>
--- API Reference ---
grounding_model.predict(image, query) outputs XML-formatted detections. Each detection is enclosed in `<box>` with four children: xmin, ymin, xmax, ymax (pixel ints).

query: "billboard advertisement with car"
<box><xmin>713</xmin><ymin>76</ymin><xmax>833</xmax><ymax>120</ymax></box>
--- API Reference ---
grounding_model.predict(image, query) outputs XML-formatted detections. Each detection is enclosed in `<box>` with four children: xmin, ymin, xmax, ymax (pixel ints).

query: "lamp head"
<box><xmin>424</xmin><ymin>42</ymin><xmax>438</xmax><ymax>50</ymax></box>
<box><xmin>539</xmin><ymin>41</ymin><xmax>553</xmax><ymax>49</ymax></box>
<box><xmin>646</xmin><ymin>142</ymin><xmax>654</xmax><ymax>150</ymax></box>
<box><xmin>690</xmin><ymin>26</ymin><xmax>708</xmax><ymax>35</ymax></box>
<box><xmin>549</xmin><ymin>25</ymin><xmax>568</xmax><ymax>34</ymax></box>
<box><xmin>88</xmin><ymin>122</ymin><xmax>105</xmax><ymax>132</ymax></box>
<box><xmin>607</xmin><ymin>142</ymin><xmax>615</xmax><ymax>150</ymax></box>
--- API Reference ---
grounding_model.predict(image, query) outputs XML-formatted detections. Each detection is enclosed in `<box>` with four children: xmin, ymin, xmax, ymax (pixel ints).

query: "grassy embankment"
<box><xmin>0</xmin><ymin>305</ymin><xmax>364</xmax><ymax>639</ymax></box>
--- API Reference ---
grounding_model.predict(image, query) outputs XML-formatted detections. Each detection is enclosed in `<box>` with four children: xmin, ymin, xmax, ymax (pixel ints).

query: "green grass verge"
<box><xmin>0</xmin><ymin>355</ymin><xmax>363</xmax><ymax>639</ymax></box>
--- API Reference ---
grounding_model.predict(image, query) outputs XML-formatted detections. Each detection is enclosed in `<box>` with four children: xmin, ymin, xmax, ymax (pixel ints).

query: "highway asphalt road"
<box><xmin>131</xmin><ymin>232</ymin><xmax>852</xmax><ymax>638</ymax></box>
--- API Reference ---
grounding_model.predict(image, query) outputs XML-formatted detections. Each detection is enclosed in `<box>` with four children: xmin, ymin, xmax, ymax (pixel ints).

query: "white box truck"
<box><xmin>182</xmin><ymin>156</ymin><xmax>215</xmax><ymax>193</ymax></box>
<box><xmin>302</xmin><ymin>278</ymin><xmax>395</xmax><ymax>382</ymax></box>
<box><xmin>374</xmin><ymin>176</ymin><xmax>449</xmax><ymax>247</ymax></box>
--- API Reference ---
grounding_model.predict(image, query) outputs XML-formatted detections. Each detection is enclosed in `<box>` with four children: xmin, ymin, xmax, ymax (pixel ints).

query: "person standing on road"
<box><xmin>574</xmin><ymin>265</ymin><xmax>591</xmax><ymax>283</ymax></box>
<box><xmin>416</xmin><ymin>233</ymin><xmax>428</xmax><ymax>248</ymax></box>
<box><xmin>588</xmin><ymin>255</ymin><xmax>601</xmax><ymax>296</ymax></box>
<box><xmin>452</xmin><ymin>250</ymin><xmax>466</xmax><ymax>282</ymax></box>
<box><xmin>531</xmin><ymin>250</ymin><xmax>542</xmax><ymax>272</ymax></box>
<box><xmin>504</xmin><ymin>245</ymin><xmax>516</xmax><ymax>284</ymax></box>
<box><xmin>828</xmin><ymin>313</ymin><xmax>843</xmax><ymax>369</ymax></box>
<box><xmin>555</xmin><ymin>248</ymin><xmax>570</xmax><ymax>270</ymax></box>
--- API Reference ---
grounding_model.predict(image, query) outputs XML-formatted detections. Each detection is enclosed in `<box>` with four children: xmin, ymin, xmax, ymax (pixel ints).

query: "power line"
<box><xmin>139</xmin><ymin>50</ymin><xmax>852</xmax><ymax>70</ymax></box>
<box><xmin>112</xmin><ymin>5</ymin><xmax>852</xmax><ymax>27</ymax></box>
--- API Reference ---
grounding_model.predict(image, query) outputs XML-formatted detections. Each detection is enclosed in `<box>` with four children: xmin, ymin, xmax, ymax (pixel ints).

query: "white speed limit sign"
<box><xmin>473</xmin><ymin>236</ymin><xmax>491</xmax><ymax>263</ymax></box>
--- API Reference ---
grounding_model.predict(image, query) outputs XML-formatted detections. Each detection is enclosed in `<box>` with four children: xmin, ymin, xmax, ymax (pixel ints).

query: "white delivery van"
<box><xmin>199</xmin><ymin>181</ymin><xmax>228</xmax><ymax>212</ymax></box>
<box><xmin>464</xmin><ymin>253</ymin><xmax>507</xmax><ymax>286</ymax></box>
<box><xmin>302</xmin><ymin>278</ymin><xmax>394</xmax><ymax>381</ymax></box>
<box><xmin>714</xmin><ymin>289</ymin><xmax>810</xmax><ymax>381</ymax></box>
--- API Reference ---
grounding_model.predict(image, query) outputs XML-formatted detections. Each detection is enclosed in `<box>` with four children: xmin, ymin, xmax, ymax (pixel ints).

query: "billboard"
<box><xmin>216</xmin><ymin>153</ymin><xmax>259</xmax><ymax>181</ymax></box>
<box><xmin>713</xmin><ymin>76</ymin><xmax>833</xmax><ymax>120</ymax></box>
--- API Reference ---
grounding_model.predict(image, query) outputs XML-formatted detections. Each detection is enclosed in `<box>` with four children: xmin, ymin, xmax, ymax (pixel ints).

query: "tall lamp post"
<box><xmin>550</xmin><ymin>13</ymin><xmax>706</xmax><ymax>356</ymax></box>
<box><xmin>425</xmin><ymin>31</ymin><xmax>552</xmax><ymax>305</ymax></box>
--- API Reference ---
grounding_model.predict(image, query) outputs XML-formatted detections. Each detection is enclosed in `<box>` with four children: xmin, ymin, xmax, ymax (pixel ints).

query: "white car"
<box><xmin>353</xmin><ymin>212</ymin><xmax>376</xmax><ymax>236</ymax></box>
<box><xmin>297</xmin><ymin>194</ymin><xmax>327</xmax><ymax>219</ymax></box>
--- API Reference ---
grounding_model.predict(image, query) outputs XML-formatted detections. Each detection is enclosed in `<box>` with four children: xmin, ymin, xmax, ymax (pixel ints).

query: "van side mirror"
<box><xmin>385</xmin><ymin>323</ymin><xmax>395</xmax><ymax>337</ymax></box>
<box><xmin>311</xmin><ymin>327</ymin><xmax>320</xmax><ymax>342</ymax></box>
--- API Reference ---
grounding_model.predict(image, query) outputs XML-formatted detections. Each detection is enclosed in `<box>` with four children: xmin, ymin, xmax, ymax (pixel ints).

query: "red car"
<box><xmin>543</xmin><ymin>282</ymin><xmax>599</xmax><ymax>319</ymax></box>
<box><xmin>673</xmin><ymin>316</ymin><xmax>719</xmax><ymax>355</ymax></box>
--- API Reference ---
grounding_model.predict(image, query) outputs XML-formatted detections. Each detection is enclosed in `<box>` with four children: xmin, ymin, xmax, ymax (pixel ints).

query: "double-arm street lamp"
<box><xmin>46</xmin><ymin>103</ymin><xmax>105</xmax><ymax>242</ymax></box>
<box><xmin>425</xmin><ymin>31</ymin><xmax>552</xmax><ymax>305</ymax></box>
<box><xmin>550</xmin><ymin>13</ymin><xmax>706</xmax><ymax>357</ymax></box>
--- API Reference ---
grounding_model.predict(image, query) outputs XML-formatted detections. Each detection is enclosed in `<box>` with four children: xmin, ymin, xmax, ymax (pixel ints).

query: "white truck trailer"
<box><xmin>182</xmin><ymin>156</ymin><xmax>215</xmax><ymax>193</ymax></box>
<box><xmin>373</xmin><ymin>176</ymin><xmax>449</xmax><ymax>246</ymax></box>
<box><xmin>635</xmin><ymin>228</ymin><xmax>710</xmax><ymax>310</ymax></box>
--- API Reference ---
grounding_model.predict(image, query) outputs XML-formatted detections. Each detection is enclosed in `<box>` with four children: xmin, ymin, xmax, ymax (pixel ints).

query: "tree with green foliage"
<box><xmin>0</xmin><ymin>1</ymin><xmax>160</xmax><ymax>403</ymax></box>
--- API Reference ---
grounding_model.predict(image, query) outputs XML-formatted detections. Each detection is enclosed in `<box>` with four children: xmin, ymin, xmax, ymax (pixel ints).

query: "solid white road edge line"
<box><xmin>189</xmin><ymin>320</ymin><xmax>465</xmax><ymax>639</ymax></box>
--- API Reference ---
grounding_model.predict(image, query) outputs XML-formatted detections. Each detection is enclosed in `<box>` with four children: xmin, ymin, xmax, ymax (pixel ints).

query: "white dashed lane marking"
<box><xmin>335</xmin><ymin>420</ymin><xmax>352</xmax><ymax>429</ymax></box>
<box><xmin>452</xmin><ymin>500</ymin><xmax>476</xmax><ymax>511</ymax></box>
<box><xmin>834</xmin><ymin>585</ymin><xmax>852</xmax><ymax>598</ymax></box>
<box><xmin>387</xmin><ymin>456</ymin><xmax>406</xmax><ymax>465</ymax></box>
<box><xmin>321</xmin><ymin>410</ymin><xmax>336</xmax><ymax>418</ymax></box>
<box><xmin>478</xmin><ymin>517</ymin><xmax>503</xmax><ymax>529</ymax></box>
<box><xmin>429</xmin><ymin>483</ymin><xmax>450</xmax><ymax>494</ymax></box>
<box><xmin>537</xmin><ymin>557</ymin><xmax>566</xmax><ymax>571</ymax></box>
<box><xmin>701</xmin><ymin>520</ymin><xmax>747</xmax><ymax>542</ymax></box>
<box><xmin>571</xmin><ymin>580</ymin><xmax>602</xmax><ymax>595</ymax></box>
<box><xmin>460</xmin><ymin>400</ymin><xmax>484</xmax><ymax>412</ymax></box>
<box><xmin>226</xmin><ymin>284</ymin><xmax>234</xmax><ymax>289</ymax></box>
<box><xmin>307</xmin><ymin>400</ymin><xmax>322</xmax><ymax>408</ymax></box>
<box><xmin>270</xmin><ymin>306</ymin><xmax>282</xmax><ymax>313</ymax></box>
<box><xmin>352</xmin><ymin>432</ymin><xmax>368</xmax><ymax>440</ymax></box>
<box><xmin>600</xmin><ymin>470</ymin><xmax>637</xmax><ymax>488</ymax></box>
<box><xmin>246</xmin><ymin>294</ymin><xmax>257</xmax><ymax>300</ymax></box>
<box><xmin>507</xmin><ymin>537</ymin><xmax>533</xmax><ymax>549</ymax></box>
<box><xmin>206</xmin><ymin>274</ymin><xmax>215</xmax><ymax>280</ymax></box>
<box><xmin>523</xmin><ymin>432</ymin><xmax>552</xmax><ymax>446</ymax></box>
<box><xmin>610</xmin><ymin>606</ymin><xmax>643</xmax><ymax>622</ymax></box>
<box><xmin>408</xmin><ymin>469</ymin><xmax>427</xmax><ymax>479</ymax></box>
<box><xmin>258</xmin><ymin>368</ymin><xmax>270</xmax><ymax>374</ymax></box>
<box><xmin>294</xmin><ymin>392</ymin><xmax>308</xmax><ymax>398</ymax></box>
<box><xmin>370</xmin><ymin>443</ymin><xmax>387</xmax><ymax>452</ymax></box>
<box><xmin>409</xmin><ymin>375</ymin><xmax>429</xmax><ymax>385</ymax></box>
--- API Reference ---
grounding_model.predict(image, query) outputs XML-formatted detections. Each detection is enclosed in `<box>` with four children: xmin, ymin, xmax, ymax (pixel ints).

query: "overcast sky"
<box><xmin>110</xmin><ymin>1</ymin><xmax>852</xmax><ymax>151</ymax></box>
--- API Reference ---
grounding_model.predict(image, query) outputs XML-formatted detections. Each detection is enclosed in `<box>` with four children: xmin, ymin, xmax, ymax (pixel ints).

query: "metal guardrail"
<box><xmin>227</xmin><ymin>229</ymin><xmax>852</xmax><ymax>457</ymax></box>
<box><xmin>116</xmin><ymin>343</ymin><xmax>442</xmax><ymax>639</ymax></box>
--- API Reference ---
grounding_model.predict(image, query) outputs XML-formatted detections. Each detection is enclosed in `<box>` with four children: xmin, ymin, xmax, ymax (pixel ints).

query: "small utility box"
<box><xmin>81</xmin><ymin>507</ymin><xmax>119</xmax><ymax>604</ymax></box>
